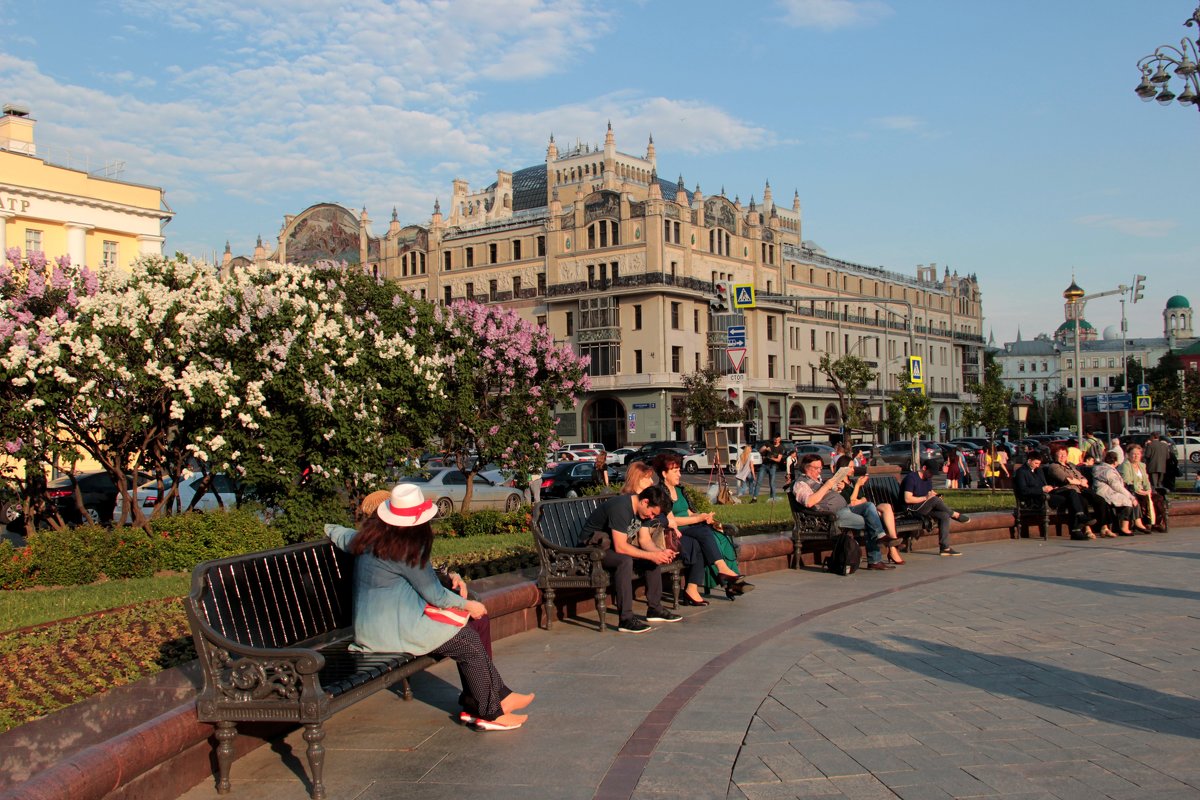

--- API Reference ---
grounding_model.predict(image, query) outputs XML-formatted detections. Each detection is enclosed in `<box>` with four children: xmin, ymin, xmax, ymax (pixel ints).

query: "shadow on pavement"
<box><xmin>975</xmin><ymin>569</ymin><xmax>1200</xmax><ymax>603</ymax></box>
<box><xmin>814</xmin><ymin>632</ymin><xmax>1200</xmax><ymax>740</ymax></box>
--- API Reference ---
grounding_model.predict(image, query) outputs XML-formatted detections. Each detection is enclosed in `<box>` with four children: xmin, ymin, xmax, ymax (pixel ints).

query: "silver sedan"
<box><xmin>400</xmin><ymin>468</ymin><xmax>524</xmax><ymax>516</ymax></box>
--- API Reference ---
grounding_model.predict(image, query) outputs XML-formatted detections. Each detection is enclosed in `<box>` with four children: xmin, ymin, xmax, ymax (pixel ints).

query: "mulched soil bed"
<box><xmin>0</xmin><ymin>598</ymin><xmax>195</xmax><ymax>733</ymax></box>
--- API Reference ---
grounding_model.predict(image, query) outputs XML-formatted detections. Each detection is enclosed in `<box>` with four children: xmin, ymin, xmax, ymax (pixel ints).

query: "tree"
<box><xmin>960</xmin><ymin>355</ymin><xmax>1013</xmax><ymax>490</ymax></box>
<box><xmin>1146</xmin><ymin>351</ymin><xmax>1199</xmax><ymax>429</ymax></box>
<box><xmin>432</xmin><ymin>300</ymin><xmax>589</xmax><ymax>512</ymax></box>
<box><xmin>885</xmin><ymin>366</ymin><xmax>933</xmax><ymax>470</ymax></box>
<box><xmin>818</xmin><ymin>352</ymin><xmax>874</xmax><ymax>433</ymax></box>
<box><xmin>674</xmin><ymin>366</ymin><xmax>744</xmax><ymax>435</ymax></box>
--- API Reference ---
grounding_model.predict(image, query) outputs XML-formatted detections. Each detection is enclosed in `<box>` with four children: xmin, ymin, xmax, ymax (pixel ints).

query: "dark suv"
<box><xmin>627</xmin><ymin>440</ymin><xmax>702</xmax><ymax>466</ymax></box>
<box><xmin>877</xmin><ymin>441</ymin><xmax>944</xmax><ymax>471</ymax></box>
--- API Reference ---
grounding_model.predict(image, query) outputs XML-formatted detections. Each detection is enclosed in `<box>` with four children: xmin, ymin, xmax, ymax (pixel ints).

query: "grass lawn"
<box><xmin>0</xmin><ymin>574</ymin><xmax>191</xmax><ymax>633</ymax></box>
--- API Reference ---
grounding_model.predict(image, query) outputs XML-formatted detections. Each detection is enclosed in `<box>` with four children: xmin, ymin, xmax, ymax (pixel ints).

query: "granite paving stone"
<box><xmin>175</xmin><ymin>527</ymin><xmax>1200</xmax><ymax>800</ymax></box>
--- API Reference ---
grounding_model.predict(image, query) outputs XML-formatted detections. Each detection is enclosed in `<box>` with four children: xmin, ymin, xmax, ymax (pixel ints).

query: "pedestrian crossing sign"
<box><xmin>733</xmin><ymin>284</ymin><xmax>756</xmax><ymax>308</ymax></box>
<box><xmin>1136</xmin><ymin>395</ymin><xmax>1152</xmax><ymax>411</ymax></box>
<box><xmin>908</xmin><ymin>355</ymin><xmax>924</xmax><ymax>385</ymax></box>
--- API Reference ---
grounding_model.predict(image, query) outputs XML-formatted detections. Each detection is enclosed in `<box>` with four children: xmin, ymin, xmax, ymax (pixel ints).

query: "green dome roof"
<box><xmin>1166</xmin><ymin>294</ymin><xmax>1191</xmax><ymax>309</ymax></box>
<box><xmin>1055</xmin><ymin>319</ymin><xmax>1095</xmax><ymax>332</ymax></box>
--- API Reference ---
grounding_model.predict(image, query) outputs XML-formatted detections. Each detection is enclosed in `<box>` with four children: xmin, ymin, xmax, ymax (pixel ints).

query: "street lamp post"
<box><xmin>1012</xmin><ymin>395</ymin><xmax>1033</xmax><ymax>443</ymax></box>
<box><xmin>1135</xmin><ymin>4</ymin><xmax>1200</xmax><ymax>111</ymax></box>
<box><xmin>1064</xmin><ymin>280</ymin><xmax>1086</xmax><ymax>452</ymax></box>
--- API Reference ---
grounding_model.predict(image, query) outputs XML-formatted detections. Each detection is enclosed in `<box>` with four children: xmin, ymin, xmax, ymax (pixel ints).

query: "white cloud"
<box><xmin>776</xmin><ymin>0</ymin><xmax>892</xmax><ymax>30</ymax></box>
<box><xmin>1074</xmin><ymin>214</ymin><xmax>1177</xmax><ymax>239</ymax></box>
<box><xmin>874</xmin><ymin>115</ymin><xmax>922</xmax><ymax>131</ymax></box>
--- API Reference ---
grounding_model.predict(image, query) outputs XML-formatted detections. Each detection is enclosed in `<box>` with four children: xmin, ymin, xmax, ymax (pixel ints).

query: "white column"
<box><xmin>65</xmin><ymin>222</ymin><xmax>93</xmax><ymax>267</ymax></box>
<box><xmin>0</xmin><ymin>211</ymin><xmax>11</xmax><ymax>256</ymax></box>
<box><xmin>137</xmin><ymin>234</ymin><xmax>166</xmax><ymax>257</ymax></box>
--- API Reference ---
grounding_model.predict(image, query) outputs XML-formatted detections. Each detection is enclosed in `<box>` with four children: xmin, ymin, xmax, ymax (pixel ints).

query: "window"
<box><xmin>466</xmin><ymin>281</ymin><xmax>474</xmax><ymax>298</ymax></box>
<box><xmin>587</xmin><ymin>220</ymin><xmax>619</xmax><ymax>249</ymax></box>
<box><xmin>1067</xmin><ymin>377</ymin><xmax>1073</xmax><ymax>388</ymax></box>
<box><xmin>767</xmin><ymin>316</ymin><xmax>776</xmax><ymax>341</ymax></box>
<box><xmin>513</xmin><ymin>276</ymin><xmax>521</xmax><ymax>295</ymax></box>
<box><xmin>579</xmin><ymin>343</ymin><xmax>619</xmax><ymax>376</ymax></box>
<box><xmin>1093</xmin><ymin>376</ymin><xmax>1101</xmax><ymax>388</ymax></box>
<box><xmin>443</xmin><ymin>285</ymin><xmax>452</xmax><ymax>304</ymax></box>
<box><xmin>489</xmin><ymin>243</ymin><xmax>497</xmax><ymax>263</ymax></box>
<box><xmin>695</xmin><ymin>352</ymin><xmax>701</xmax><ymax>372</ymax></box>
<box><xmin>671</xmin><ymin>302</ymin><xmax>681</xmax><ymax>329</ymax></box>
<box><xmin>512</xmin><ymin>239</ymin><xmax>522</xmax><ymax>260</ymax></box>
<box><xmin>537</xmin><ymin>273</ymin><xmax>546</xmax><ymax>295</ymax></box>
<box><xmin>1018</xmin><ymin>361</ymin><xmax>1025</xmax><ymax>372</ymax></box>
<box><xmin>810</xmin><ymin>330</ymin><xmax>816</xmax><ymax>349</ymax></box>
<box><xmin>671</xmin><ymin>346</ymin><xmax>682</xmax><ymax>372</ymax></box>
<box><xmin>634</xmin><ymin>350</ymin><xmax>643</xmax><ymax>373</ymax></box>
<box><xmin>1108</xmin><ymin>358</ymin><xmax>1115</xmax><ymax>368</ymax></box>
<box><xmin>465</xmin><ymin>247</ymin><xmax>474</xmax><ymax>268</ymax></box>
<box><xmin>536</xmin><ymin>236</ymin><xmax>546</xmax><ymax>256</ymax></box>
<box><xmin>24</xmin><ymin>229</ymin><xmax>42</xmax><ymax>254</ymax></box>
<box><xmin>693</xmin><ymin>309</ymin><xmax>699</xmax><ymax>332</ymax></box>
<box><xmin>633</xmin><ymin>305</ymin><xmax>642</xmax><ymax>330</ymax></box>
<box><xmin>443</xmin><ymin>251</ymin><xmax>452</xmax><ymax>271</ymax></box>
<box><xmin>565</xmin><ymin>311</ymin><xmax>574</xmax><ymax>336</ymax></box>
<box><xmin>489</xmin><ymin>279</ymin><xmax>497</xmax><ymax>300</ymax></box>
<box><xmin>768</xmin><ymin>355</ymin><xmax>777</xmax><ymax>379</ymax></box>
<box><xmin>537</xmin><ymin>315</ymin><xmax>547</xmax><ymax>328</ymax></box>
<box><xmin>102</xmin><ymin>241</ymin><xmax>119</xmax><ymax>269</ymax></box>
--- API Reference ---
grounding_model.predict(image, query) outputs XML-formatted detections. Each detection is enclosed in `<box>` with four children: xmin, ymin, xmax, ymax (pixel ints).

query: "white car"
<box><xmin>683</xmin><ymin>445</ymin><xmax>763</xmax><ymax>474</ymax></box>
<box><xmin>401</xmin><ymin>468</ymin><xmax>524</xmax><ymax>516</ymax></box>
<box><xmin>607</xmin><ymin>447</ymin><xmax>638</xmax><ymax>466</ymax></box>
<box><xmin>1172</xmin><ymin>435</ymin><xmax>1200</xmax><ymax>464</ymax></box>
<box><xmin>117</xmin><ymin>473</ymin><xmax>241</xmax><ymax>520</ymax></box>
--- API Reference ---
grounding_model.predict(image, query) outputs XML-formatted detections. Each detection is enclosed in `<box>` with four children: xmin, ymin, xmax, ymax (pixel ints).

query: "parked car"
<box><xmin>877</xmin><ymin>440</ymin><xmax>944</xmax><ymax>471</ymax></box>
<box><xmin>400</xmin><ymin>468</ymin><xmax>524</xmax><ymax>516</ymax></box>
<box><xmin>559</xmin><ymin>442</ymin><xmax>606</xmax><ymax>455</ymax></box>
<box><xmin>681</xmin><ymin>444</ymin><xmax>762</xmax><ymax>474</ymax></box>
<box><xmin>117</xmin><ymin>472</ymin><xmax>242</xmax><ymax>520</ymax></box>
<box><xmin>790</xmin><ymin>442</ymin><xmax>836</xmax><ymax>468</ymax></box>
<box><xmin>607</xmin><ymin>447</ymin><xmax>638</xmax><ymax>466</ymax></box>
<box><xmin>627</xmin><ymin>441</ymin><xmax>702</xmax><ymax>465</ymax></box>
<box><xmin>1173</xmin><ymin>435</ymin><xmax>1200</xmax><ymax>464</ymax></box>
<box><xmin>43</xmin><ymin>470</ymin><xmax>155</xmax><ymax>526</ymax></box>
<box><xmin>538</xmin><ymin>461</ymin><xmax>604</xmax><ymax>499</ymax></box>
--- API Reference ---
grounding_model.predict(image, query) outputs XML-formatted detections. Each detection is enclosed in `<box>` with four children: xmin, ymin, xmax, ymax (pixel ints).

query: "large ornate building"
<box><xmin>0</xmin><ymin>105</ymin><xmax>172</xmax><ymax>269</ymax></box>
<box><xmin>229</xmin><ymin>126</ymin><xmax>986</xmax><ymax>448</ymax></box>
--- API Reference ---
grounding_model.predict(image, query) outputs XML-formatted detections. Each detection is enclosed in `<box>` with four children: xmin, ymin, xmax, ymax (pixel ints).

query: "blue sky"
<box><xmin>2</xmin><ymin>0</ymin><xmax>1196</xmax><ymax>344</ymax></box>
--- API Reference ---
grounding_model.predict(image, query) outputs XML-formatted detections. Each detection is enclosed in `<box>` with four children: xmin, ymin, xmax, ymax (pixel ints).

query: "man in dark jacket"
<box><xmin>1143</xmin><ymin>433</ymin><xmax>1170</xmax><ymax>488</ymax></box>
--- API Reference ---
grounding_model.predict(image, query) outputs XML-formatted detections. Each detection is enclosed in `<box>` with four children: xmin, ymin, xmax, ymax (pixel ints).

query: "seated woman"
<box><xmin>651</xmin><ymin>452</ymin><xmax>752</xmax><ymax>601</ymax></box>
<box><xmin>1120</xmin><ymin>444</ymin><xmax>1164</xmax><ymax>531</ymax></box>
<box><xmin>1091</xmin><ymin>451</ymin><xmax>1142</xmax><ymax>535</ymax></box>
<box><xmin>832</xmin><ymin>453</ymin><xmax>904</xmax><ymax>564</ymax></box>
<box><xmin>1041</xmin><ymin>443</ymin><xmax>1097</xmax><ymax>539</ymax></box>
<box><xmin>326</xmin><ymin>484</ymin><xmax>533</xmax><ymax>731</ymax></box>
<box><xmin>620</xmin><ymin>461</ymin><xmax>705</xmax><ymax>605</ymax></box>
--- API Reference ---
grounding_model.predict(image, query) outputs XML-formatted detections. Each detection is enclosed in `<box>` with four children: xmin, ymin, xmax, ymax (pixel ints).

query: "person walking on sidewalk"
<box><xmin>900</xmin><ymin>459</ymin><xmax>971</xmax><ymax>556</ymax></box>
<box><xmin>736</xmin><ymin>445</ymin><xmax>758</xmax><ymax>500</ymax></box>
<box><xmin>758</xmin><ymin>435</ymin><xmax>785</xmax><ymax>501</ymax></box>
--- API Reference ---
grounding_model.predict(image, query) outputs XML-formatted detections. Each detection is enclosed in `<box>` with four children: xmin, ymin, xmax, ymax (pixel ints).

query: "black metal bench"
<box><xmin>186</xmin><ymin>539</ymin><xmax>438</xmax><ymax>800</ymax></box>
<box><xmin>531</xmin><ymin>495</ymin><xmax>682</xmax><ymax>631</ymax></box>
<box><xmin>788</xmin><ymin>475</ymin><xmax>929</xmax><ymax>568</ymax></box>
<box><xmin>1012</xmin><ymin>487</ymin><xmax>1171</xmax><ymax>539</ymax></box>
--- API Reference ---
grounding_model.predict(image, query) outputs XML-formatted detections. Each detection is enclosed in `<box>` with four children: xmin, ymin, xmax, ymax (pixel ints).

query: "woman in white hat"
<box><xmin>326</xmin><ymin>483</ymin><xmax>533</xmax><ymax>731</ymax></box>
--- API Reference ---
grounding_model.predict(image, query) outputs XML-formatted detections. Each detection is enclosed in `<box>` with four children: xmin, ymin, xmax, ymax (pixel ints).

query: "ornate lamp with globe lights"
<box><xmin>1134</xmin><ymin>5</ymin><xmax>1200</xmax><ymax>111</ymax></box>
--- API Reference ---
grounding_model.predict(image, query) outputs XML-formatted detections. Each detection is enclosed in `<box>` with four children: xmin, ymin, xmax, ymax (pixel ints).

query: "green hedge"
<box><xmin>0</xmin><ymin>508</ymin><xmax>282</xmax><ymax>590</ymax></box>
<box><xmin>435</xmin><ymin>508</ymin><xmax>528</xmax><ymax>538</ymax></box>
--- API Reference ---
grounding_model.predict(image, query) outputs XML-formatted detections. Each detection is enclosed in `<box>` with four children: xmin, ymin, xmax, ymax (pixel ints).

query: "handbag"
<box><xmin>717</xmin><ymin>485</ymin><xmax>735</xmax><ymax>505</ymax></box>
<box><xmin>423</xmin><ymin>604</ymin><xmax>470</xmax><ymax>627</ymax></box>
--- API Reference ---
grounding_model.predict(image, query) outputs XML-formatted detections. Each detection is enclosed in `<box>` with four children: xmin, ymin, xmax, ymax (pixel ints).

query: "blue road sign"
<box><xmin>1137</xmin><ymin>383</ymin><xmax>1150</xmax><ymax>397</ymax></box>
<box><xmin>727</xmin><ymin>324</ymin><xmax>746</xmax><ymax>347</ymax></box>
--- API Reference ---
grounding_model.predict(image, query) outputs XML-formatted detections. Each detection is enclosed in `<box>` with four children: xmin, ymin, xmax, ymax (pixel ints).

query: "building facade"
<box><xmin>995</xmin><ymin>294</ymin><xmax>1196</xmax><ymax>432</ymax></box>
<box><xmin>231</xmin><ymin>127</ymin><xmax>986</xmax><ymax>448</ymax></box>
<box><xmin>0</xmin><ymin>105</ymin><xmax>173</xmax><ymax>269</ymax></box>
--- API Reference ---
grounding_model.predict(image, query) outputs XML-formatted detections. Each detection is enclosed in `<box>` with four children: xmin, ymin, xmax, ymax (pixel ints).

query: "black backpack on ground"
<box><xmin>823</xmin><ymin>531</ymin><xmax>860</xmax><ymax>576</ymax></box>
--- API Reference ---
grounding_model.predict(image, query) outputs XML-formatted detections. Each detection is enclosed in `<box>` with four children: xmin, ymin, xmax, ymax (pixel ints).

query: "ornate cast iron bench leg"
<box><xmin>595</xmin><ymin>586</ymin><xmax>607</xmax><ymax>632</ymax></box>
<box><xmin>214</xmin><ymin>720</ymin><xmax>236</xmax><ymax>794</ymax></box>
<box><xmin>303</xmin><ymin>723</ymin><xmax>327</xmax><ymax>800</ymax></box>
<box><xmin>542</xmin><ymin>586</ymin><xmax>556</xmax><ymax>631</ymax></box>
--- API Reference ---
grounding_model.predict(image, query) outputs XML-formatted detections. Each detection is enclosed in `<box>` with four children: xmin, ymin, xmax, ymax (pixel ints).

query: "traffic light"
<box><xmin>748</xmin><ymin>420</ymin><xmax>760</xmax><ymax>439</ymax></box>
<box><xmin>1132</xmin><ymin>274</ymin><xmax>1146</xmax><ymax>303</ymax></box>
<box><xmin>710</xmin><ymin>281</ymin><xmax>730</xmax><ymax>312</ymax></box>
<box><xmin>727</xmin><ymin>386</ymin><xmax>741</xmax><ymax>407</ymax></box>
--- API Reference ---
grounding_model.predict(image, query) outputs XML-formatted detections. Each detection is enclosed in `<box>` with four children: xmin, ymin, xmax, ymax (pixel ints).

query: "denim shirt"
<box><xmin>325</xmin><ymin>524</ymin><xmax>468</xmax><ymax>655</ymax></box>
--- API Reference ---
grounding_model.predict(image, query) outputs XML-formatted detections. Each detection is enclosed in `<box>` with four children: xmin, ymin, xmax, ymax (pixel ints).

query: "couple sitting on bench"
<box><xmin>793</xmin><ymin>455</ymin><xmax>970</xmax><ymax>566</ymax></box>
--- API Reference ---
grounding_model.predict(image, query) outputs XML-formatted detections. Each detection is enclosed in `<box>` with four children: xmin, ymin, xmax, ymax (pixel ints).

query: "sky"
<box><xmin>2</xmin><ymin>0</ymin><xmax>1197</xmax><ymax>344</ymax></box>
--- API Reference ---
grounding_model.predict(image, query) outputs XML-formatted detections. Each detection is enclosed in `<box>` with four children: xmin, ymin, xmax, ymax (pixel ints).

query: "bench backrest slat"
<box><xmin>533</xmin><ymin>496</ymin><xmax>605</xmax><ymax>548</ymax></box>
<box><xmin>195</xmin><ymin>540</ymin><xmax>354</xmax><ymax>648</ymax></box>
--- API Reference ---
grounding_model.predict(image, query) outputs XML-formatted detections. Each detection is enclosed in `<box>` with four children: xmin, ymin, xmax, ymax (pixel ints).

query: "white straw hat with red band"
<box><xmin>377</xmin><ymin>483</ymin><xmax>438</xmax><ymax>526</ymax></box>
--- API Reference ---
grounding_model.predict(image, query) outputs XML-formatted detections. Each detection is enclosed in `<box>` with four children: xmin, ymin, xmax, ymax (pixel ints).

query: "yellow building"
<box><xmin>235</xmin><ymin>126</ymin><xmax>986</xmax><ymax>447</ymax></box>
<box><xmin>0</xmin><ymin>104</ymin><xmax>172</xmax><ymax>269</ymax></box>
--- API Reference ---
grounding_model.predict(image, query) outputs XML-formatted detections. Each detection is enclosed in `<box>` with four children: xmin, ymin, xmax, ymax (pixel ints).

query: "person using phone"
<box><xmin>793</xmin><ymin>454</ymin><xmax>896</xmax><ymax>571</ymax></box>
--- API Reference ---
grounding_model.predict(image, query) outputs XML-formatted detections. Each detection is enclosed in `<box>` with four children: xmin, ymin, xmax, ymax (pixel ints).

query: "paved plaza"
<box><xmin>178</xmin><ymin>530</ymin><xmax>1200</xmax><ymax>800</ymax></box>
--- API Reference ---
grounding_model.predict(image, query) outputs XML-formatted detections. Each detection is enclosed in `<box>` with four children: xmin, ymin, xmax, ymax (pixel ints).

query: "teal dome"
<box><xmin>1055</xmin><ymin>319</ymin><xmax>1094</xmax><ymax>332</ymax></box>
<box><xmin>1166</xmin><ymin>295</ymin><xmax>1190</xmax><ymax>309</ymax></box>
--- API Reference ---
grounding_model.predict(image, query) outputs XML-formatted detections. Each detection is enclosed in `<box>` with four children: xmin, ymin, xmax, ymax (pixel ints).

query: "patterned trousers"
<box><xmin>430</xmin><ymin>625</ymin><xmax>510</xmax><ymax>721</ymax></box>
